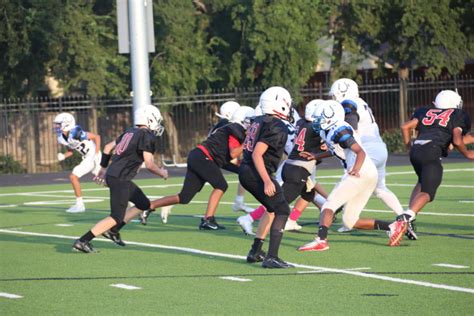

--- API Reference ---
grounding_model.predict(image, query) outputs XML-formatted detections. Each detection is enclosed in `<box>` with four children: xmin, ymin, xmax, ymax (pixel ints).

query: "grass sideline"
<box><xmin>0</xmin><ymin>162</ymin><xmax>473</xmax><ymax>314</ymax></box>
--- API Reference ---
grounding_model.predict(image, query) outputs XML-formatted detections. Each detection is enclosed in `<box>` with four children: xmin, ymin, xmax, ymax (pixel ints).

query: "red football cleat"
<box><xmin>298</xmin><ymin>238</ymin><xmax>329</xmax><ymax>252</ymax></box>
<box><xmin>388</xmin><ymin>220</ymin><xmax>408</xmax><ymax>247</ymax></box>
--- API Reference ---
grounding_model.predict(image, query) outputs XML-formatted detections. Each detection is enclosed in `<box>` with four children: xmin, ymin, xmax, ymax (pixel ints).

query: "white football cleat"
<box><xmin>237</xmin><ymin>214</ymin><xmax>255</xmax><ymax>235</ymax></box>
<box><xmin>66</xmin><ymin>204</ymin><xmax>85</xmax><ymax>213</ymax></box>
<box><xmin>161</xmin><ymin>206</ymin><xmax>173</xmax><ymax>224</ymax></box>
<box><xmin>232</xmin><ymin>202</ymin><xmax>254</xmax><ymax>213</ymax></box>
<box><xmin>337</xmin><ymin>226</ymin><xmax>353</xmax><ymax>233</ymax></box>
<box><xmin>284</xmin><ymin>219</ymin><xmax>302</xmax><ymax>231</ymax></box>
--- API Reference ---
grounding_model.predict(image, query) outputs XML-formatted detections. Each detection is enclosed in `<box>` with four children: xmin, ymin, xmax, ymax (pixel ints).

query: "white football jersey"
<box><xmin>283</xmin><ymin>110</ymin><xmax>301</xmax><ymax>155</ymax></box>
<box><xmin>353</xmin><ymin>98</ymin><xmax>383</xmax><ymax>144</ymax></box>
<box><xmin>320</xmin><ymin>121</ymin><xmax>361</xmax><ymax>171</ymax></box>
<box><xmin>57</xmin><ymin>126</ymin><xmax>95</xmax><ymax>157</ymax></box>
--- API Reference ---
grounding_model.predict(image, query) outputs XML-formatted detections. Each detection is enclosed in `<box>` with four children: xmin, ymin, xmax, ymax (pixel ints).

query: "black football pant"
<box><xmin>410</xmin><ymin>143</ymin><xmax>443</xmax><ymax>201</ymax></box>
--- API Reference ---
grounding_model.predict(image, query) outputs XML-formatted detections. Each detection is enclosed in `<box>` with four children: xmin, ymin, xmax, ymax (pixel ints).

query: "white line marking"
<box><xmin>24</xmin><ymin>199</ymin><xmax>103</xmax><ymax>206</ymax></box>
<box><xmin>345</xmin><ymin>267</ymin><xmax>372</xmax><ymax>271</ymax></box>
<box><xmin>110</xmin><ymin>284</ymin><xmax>142</xmax><ymax>290</ymax></box>
<box><xmin>55</xmin><ymin>224</ymin><xmax>74</xmax><ymax>227</ymax></box>
<box><xmin>297</xmin><ymin>270</ymin><xmax>326</xmax><ymax>274</ymax></box>
<box><xmin>432</xmin><ymin>264</ymin><xmax>470</xmax><ymax>269</ymax></box>
<box><xmin>0</xmin><ymin>204</ymin><xmax>17</xmax><ymax>208</ymax></box>
<box><xmin>0</xmin><ymin>292</ymin><xmax>23</xmax><ymax>299</ymax></box>
<box><xmin>0</xmin><ymin>229</ymin><xmax>473</xmax><ymax>294</ymax></box>
<box><xmin>220</xmin><ymin>276</ymin><xmax>252</xmax><ymax>282</ymax></box>
<box><xmin>459</xmin><ymin>200</ymin><xmax>474</xmax><ymax>203</ymax></box>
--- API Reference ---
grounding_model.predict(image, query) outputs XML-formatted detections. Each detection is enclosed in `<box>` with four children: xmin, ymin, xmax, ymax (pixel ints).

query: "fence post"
<box><xmin>26</xmin><ymin>107</ymin><xmax>37</xmax><ymax>173</ymax></box>
<box><xmin>398</xmin><ymin>68</ymin><xmax>409</xmax><ymax>127</ymax></box>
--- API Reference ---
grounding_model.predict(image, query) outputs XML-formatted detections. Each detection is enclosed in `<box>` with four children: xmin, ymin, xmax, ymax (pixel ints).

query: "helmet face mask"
<box><xmin>135</xmin><ymin>105</ymin><xmax>165</xmax><ymax>136</ymax></box>
<box><xmin>259</xmin><ymin>86</ymin><xmax>292</xmax><ymax>121</ymax></box>
<box><xmin>433</xmin><ymin>90</ymin><xmax>463</xmax><ymax>109</ymax></box>
<box><xmin>53</xmin><ymin>113</ymin><xmax>75</xmax><ymax>133</ymax></box>
<box><xmin>311</xmin><ymin>100</ymin><xmax>345</xmax><ymax>132</ymax></box>
<box><xmin>329</xmin><ymin>78</ymin><xmax>359</xmax><ymax>103</ymax></box>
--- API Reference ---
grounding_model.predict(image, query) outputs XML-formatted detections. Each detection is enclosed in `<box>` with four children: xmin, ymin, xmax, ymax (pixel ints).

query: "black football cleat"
<box><xmin>262</xmin><ymin>256</ymin><xmax>294</xmax><ymax>269</ymax></box>
<box><xmin>246</xmin><ymin>248</ymin><xmax>266</xmax><ymax>263</ymax></box>
<box><xmin>208</xmin><ymin>216</ymin><xmax>226</xmax><ymax>230</ymax></box>
<box><xmin>140</xmin><ymin>208</ymin><xmax>155</xmax><ymax>225</ymax></box>
<box><xmin>199</xmin><ymin>218</ymin><xmax>219</xmax><ymax>230</ymax></box>
<box><xmin>405</xmin><ymin>219</ymin><xmax>418</xmax><ymax>240</ymax></box>
<box><xmin>102</xmin><ymin>231</ymin><xmax>126</xmax><ymax>246</ymax></box>
<box><xmin>72</xmin><ymin>239</ymin><xmax>97</xmax><ymax>253</ymax></box>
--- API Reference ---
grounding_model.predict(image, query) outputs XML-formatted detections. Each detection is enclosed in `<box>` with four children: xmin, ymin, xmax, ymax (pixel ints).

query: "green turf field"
<box><xmin>1</xmin><ymin>162</ymin><xmax>473</xmax><ymax>315</ymax></box>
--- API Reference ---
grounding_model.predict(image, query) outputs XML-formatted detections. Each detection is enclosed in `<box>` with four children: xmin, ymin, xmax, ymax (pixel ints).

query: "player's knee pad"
<box><xmin>213</xmin><ymin>179</ymin><xmax>228</xmax><ymax>192</ymax></box>
<box><xmin>110</xmin><ymin>214</ymin><xmax>122</xmax><ymax>225</ymax></box>
<box><xmin>301</xmin><ymin>189</ymin><xmax>316</xmax><ymax>203</ymax></box>
<box><xmin>178</xmin><ymin>191</ymin><xmax>194</xmax><ymax>204</ymax></box>
<box><xmin>274</xmin><ymin>203</ymin><xmax>290</xmax><ymax>216</ymax></box>
<box><xmin>134</xmin><ymin>198</ymin><xmax>150</xmax><ymax>211</ymax></box>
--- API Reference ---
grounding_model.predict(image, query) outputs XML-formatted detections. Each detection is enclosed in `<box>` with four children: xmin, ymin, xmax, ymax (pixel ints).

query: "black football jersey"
<box><xmin>208</xmin><ymin>118</ymin><xmax>229</xmax><ymax>136</ymax></box>
<box><xmin>106</xmin><ymin>128</ymin><xmax>156</xmax><ymax>180</ymax></box>
<box><xmin>412</xmin><ymin>107</ymin><xmax>471</xmax><ymax>156</ymax></box>
<box><xmin>242</xmin><ymin>115</ymin><xmax>288</xmax><ymax>174</ymax></box>
<box><xmin>201</xmin><ymin>122</ymin><xmax>246</xmax><ymax>167</ymax></box>
<box><xmin>288</xmin><ymin>119</ymin><xmax>323</xmax><ymax>161</ymax></box>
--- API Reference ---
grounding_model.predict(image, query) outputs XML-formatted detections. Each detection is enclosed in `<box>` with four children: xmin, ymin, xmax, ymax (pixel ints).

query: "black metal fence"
<box><xmin>1</xmin><ymin>76</ymin><xmax>472</xmax><ymax>173</ymax></box>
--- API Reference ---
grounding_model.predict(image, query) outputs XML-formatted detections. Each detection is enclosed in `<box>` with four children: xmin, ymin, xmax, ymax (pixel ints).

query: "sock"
<box><xmin>76</xmin><ymin>197</ymin><xmax>84</xmax><ymax>205</ymax></box>
<box><xmin>250</xmin><ymin>205</ymin><xmax>266</xmax><ymax>221</ymax></box>
<box><xmin>314</xmin><ymin>194</ymin><xmax>326</xmax><ymax>206</ymax></box>
<box><xmin>79</xmin><ymin>230</ymin><xmax>95</xmax><ymax>242</ymax></box>
<box><xmin>267</xmin><ymin>214</ymin><xmax>288</xmax><ymax>258</ymax></box>
<box><xmin>374</xmin><ymin>220</ymin><xmax>390</xmax><ymax>231</ymax></box>
<box><xmin>317</xmin><ymin>225</ymin><xmax>328</xmax><ymax>240</ymax></box>
<box><xmin>405</xmin><ymin>209</ymin><xmax>416</xmax><ymax>220</ymax></box>
<box><xmin>251</xmin><ymin>238</ymin><xmax>264</xmax><ymax>252</ymax></box>
<box><xmin>235</xmin><ymin>195</ymin><xmax>244</xmax><ymax>204</ymax></box>
<box><xmin>375</xmin><ymin>188</ymin><xmax>403</xmax><ymax>215</ymax></box>
<box><xmin>289</xmin><ymin>208</ymin><xmax>302</xmax><ymax>221</ymax></box>
<box><xmin>111</xmin><ymin>222</ymin><xmax>126</xmax><ymax>233</ymax></box>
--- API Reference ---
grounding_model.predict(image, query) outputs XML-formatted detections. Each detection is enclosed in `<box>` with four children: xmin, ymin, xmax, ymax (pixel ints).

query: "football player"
<box><xmin>53</xmin><ymin>112</ymin><xmax>101</xmax><ymax>213</ymax></box>
<box><xmin>72</xmin><ymin>105</ymin><xmax>168</xmax><ymax>253</ymax></box>
<box><xmin>298</xmin><ymin>100</ymin><xmax>408</xmax><ymax>252</ymax></box>
<box><xmin>329</xmin><ymin>78</ymin><xmax>404</xmax><ymax>233</ymax></box>
<box><xmin>399</xmin><ymin>90</ymin><xmax>473</xmax><ymax>230</ymax></box>
<box><xmin>127</xmin><ymin>106</ymin><xmax>255</xmax><ymax>231</ymax></box>
<box><xmin>239</xmin><ymin>86</ymin><xmax>294</xmax><ymax>268</ymax></box>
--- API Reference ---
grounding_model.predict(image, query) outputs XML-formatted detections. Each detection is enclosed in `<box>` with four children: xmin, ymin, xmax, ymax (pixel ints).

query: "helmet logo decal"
<box><xmin>338</xmin><ymin>82</ymin><xmax>349</xmax><ymax>95</ymax></box>
<box><xmin>323</xmin><ymin>107</ymin><xmax>335</xmax><ymax>119</ymax></box>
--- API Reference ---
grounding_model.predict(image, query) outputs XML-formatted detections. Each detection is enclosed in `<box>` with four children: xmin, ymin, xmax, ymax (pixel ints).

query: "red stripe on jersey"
<box><xmin>197</xmin><ymin>145</ymin><xmax>214</xmax><ymax>161</ymax></box>
<box><xmin>228</xmin><ymin>135</ymin><xmax>241</xmax><ymax>150</ymax></box>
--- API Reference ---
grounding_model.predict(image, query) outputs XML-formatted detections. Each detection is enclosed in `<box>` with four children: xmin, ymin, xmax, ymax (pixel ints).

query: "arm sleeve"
<box><xmin>332</xmin><ymin>126</ymin><xmax>357</xmax><ymax>149</ymax></box>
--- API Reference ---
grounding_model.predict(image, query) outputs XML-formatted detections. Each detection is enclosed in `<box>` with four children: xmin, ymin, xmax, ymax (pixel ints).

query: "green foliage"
<box><xmin>0</xmin><ymin>155</ymin><xmax>26</xmax><ymax>174</ymax></box>
<box><xmin>381</xmin><ymin>129</ymin><xmax>406</xmax><ymax>154</ymax></box>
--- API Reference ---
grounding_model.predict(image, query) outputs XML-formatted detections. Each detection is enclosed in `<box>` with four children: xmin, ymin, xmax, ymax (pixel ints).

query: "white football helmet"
<box><xmin>259</xmin><ymin>86</ymin><xmax>292</xmax><ymax>120</ymax></box>
<box><xmin>433</xmin><ymin>90</ymin><xmax>463</xmax><ymax>109</ymax></box>
<box><xmin>134</xmin><ymin>105</ymin><xmax>165</xmax><ymax>136</ymax></box>
<box><xmin>216</xmin><ymin>101</ymin><xmax>241</xmax><ymax>120</ymax></box>
<box><xmin>254</xmin><ymin>104</ymin><xmax>263</xmax><ymax>116</ymax></box>
<box><xmin>53</xmin><ymin>113</ymin><xmax>76</xmax><ymax>133</ymax></box>
<box><xmin>231</xmin><ymin>106</ymin><xmax>255</xmax><ymax>130</ymax></box>
<box><xmin>329</xmin><ymin>78</ymin><xmax>359</xmax><ymax>102</ymax></box>
<box><xmin>312</xmin><ymin>100</ymin><xmax>345</xmax><ymax>132</ymax></box>
<box><xmin>304</xmin><ymin>99</ymin><xmax>324</xmax><ymax>121</ymax></box>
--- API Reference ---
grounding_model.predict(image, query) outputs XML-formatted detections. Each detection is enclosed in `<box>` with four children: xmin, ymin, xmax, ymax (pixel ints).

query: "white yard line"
<box><xmin>0</xmin><ymin>229</ymin><xmax>473</xmax><ymax>295</ymax></box>
<box><xmin>0</xmin><ymin>204</ymin><xmax>17</xmax><ymax>208</ymax></box>
<box><xmin>110</xmin><ymin>284</ymin><xmax>142</xmax><ymax>290</ymax></box>
<box><xmin>219</xmin><ymin>276</ymin><xmax>252</xmax><ymax>282</ymax></box>
<box><xmin>0</xmin><ymin>292</ymin><xmax>23</xmax><ymax>299</ymax></box>
<box><xmin>432</xmin><ymin>263</ymin><xmax>470</xmax><ymax>269</ymax></box>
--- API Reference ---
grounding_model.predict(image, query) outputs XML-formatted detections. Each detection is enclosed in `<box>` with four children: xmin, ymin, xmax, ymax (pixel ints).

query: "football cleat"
<box><xmin>232</xmin><ymin>202</ymin><xmax>254</xmax><ymax>213</ymax></box>
<box><xmin>284</xmin><ymin>219</ymin><xmax>302</xmax><ymax>231</ymax></box>
<box><xmin>102</xmin><ymin>231</ymin><xmax>126</xmax><ymax>246</ymax></box>
<box><xmin>66</xmin><ymin>204</ymin><xmax>85</xmax><ymax>213</ymax></box>
<box><xmin>298</xmin><ymin>237</ymin><xmax>329</xmax><ymax>252</ymax></box>
<box><xmin>139</xmin><ymin>208</ymin><xmax>155</xmax><ymax>225</ymax></box>
<box><xmin>405</xmin><ymin>219</ymin><xmax>418</xmax><ymax>240</ymax></box>
<box><xmin>337</xmin><ymin>226</ymin><xmax>353</xmax><ymax>233</ymax></box>
<box><xmin>72</xmin><ymin>239</ymin><xmax>96</xmax><ymax>253</ymax></box>
<box><xmin>161</xmin><ymin>206</ymin><xmax>172</xmax><ymax>224</ymax></box>
<box><xmin>246</xmin><ymin>248</ymin><xmax>266</xmax><ymax>263</ymax></box>
<box><xmin>237</xmin><ymin>215</ymin><xmax>255</xmax><ymax>235</ymax></box>
<box><xmin>208</xmin><ymin>216</ymin><xmax>225</xmax><ymax>230</ymax></box>
<box><xmin>199</xmin><ymin>217</ymin><xmax>225</xmax><ymax>230</ymax></box>
<box><xmin>262</xmin><ymin>256</ymin><xmax>294</xmax><ymax>269</ymax></box>
<box><xmin>388</xmin><ymin>220</ymin><xmax>408</xmax><ymax>247</ymax></box>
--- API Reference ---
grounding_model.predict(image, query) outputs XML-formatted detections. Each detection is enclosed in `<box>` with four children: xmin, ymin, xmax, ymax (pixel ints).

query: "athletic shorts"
<box><xmin>72</xmin><ymin>152</ymin><xmax>101</xmax><ymax>178</ymax></box>
<box><xmin>106</xmin><ymin>175</ymin><xmax>150</xmax><ymax>222</ymax></box>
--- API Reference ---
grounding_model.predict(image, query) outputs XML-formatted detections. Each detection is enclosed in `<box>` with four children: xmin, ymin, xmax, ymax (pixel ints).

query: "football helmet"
<box><xmin>254</xmin><ymin>104</ymin><xmax>263</xmax><ymax>116</ymax></box>
<box><xmin>134</xmin><ymin>105</ymin><xmax>165</xmax><ymax>136</ymax></box>
<box><xmin>216</xmin><ymin>101</ymin><xmax>240</xmax><ymax>120</ymax></box>
<box><xmin>312</xmin><ymin>100</ymin><xmax>345</xmax><ymax>133</ymax></box>
<box><xmin>329</xmin><ymin>78</ymin><xmax>359</xmax><ymax>103</ymax></box>
<box><xmin>304</xmin><ymin>99</ymin><xmax>324</xmax><ymax>121</ymax></box>
<box><xmin>259</xmin><ymin>86</ymin><xmax>292</xmax><ymax>120</ymax></box>
<box><xmin>53</xmin><ymin>113</ymin><xmax>76</xmax><ymax>133</ymax></box>
<box><xmin>231</xmin><ymin>106</ymin><xmax>255</xmax><ymax>130</ymax></box>
<box><xmin>433</xmin><ymin>90</ymin><xmax>463</xmax><ymax>109</ymax></box>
